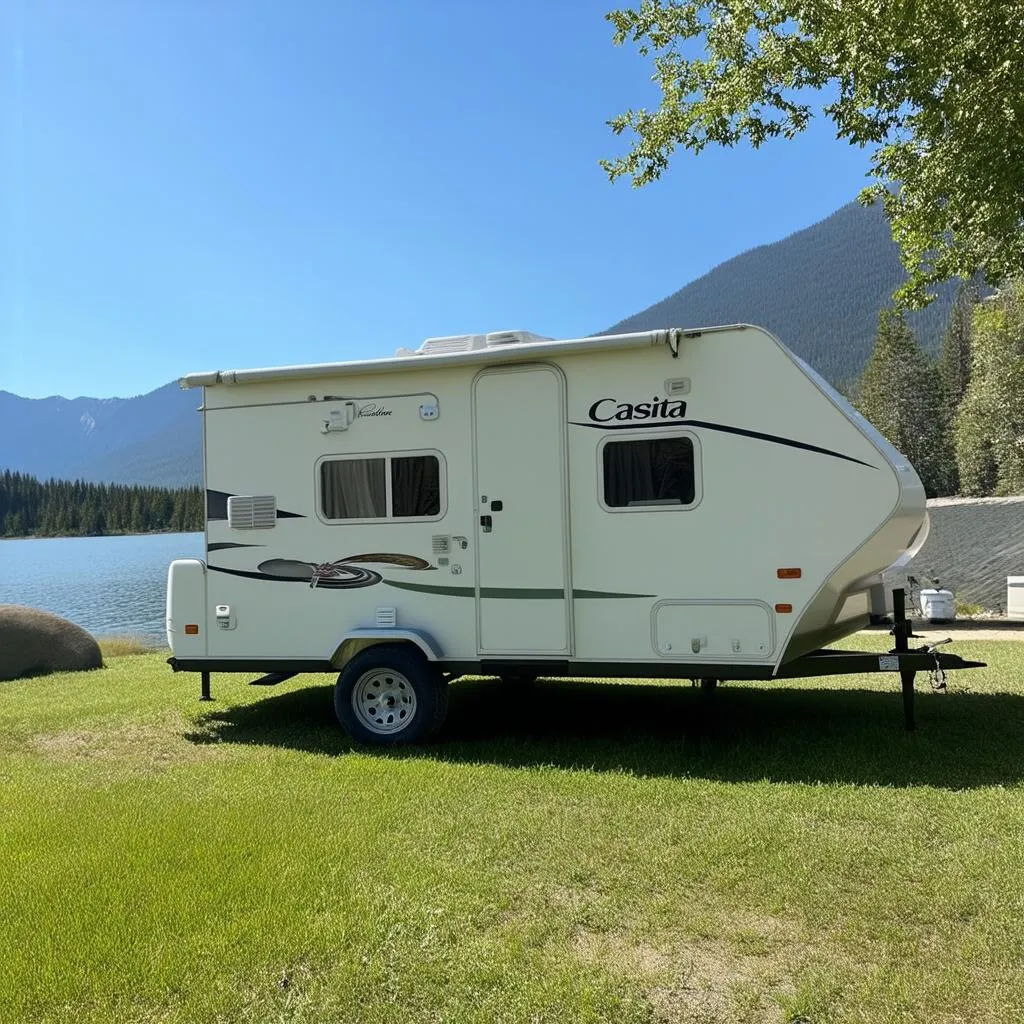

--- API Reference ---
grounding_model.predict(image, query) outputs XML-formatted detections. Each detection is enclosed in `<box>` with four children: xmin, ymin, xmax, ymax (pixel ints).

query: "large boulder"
<box><xmin>0</xmin><ymin>605</ymin><xmax>103</xmax><ymax>681</ymax></box>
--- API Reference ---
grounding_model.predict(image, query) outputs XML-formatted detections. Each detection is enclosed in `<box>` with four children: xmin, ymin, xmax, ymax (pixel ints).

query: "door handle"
<box><xmin>480</xmin><ymin>515</ymin><xmax>492</xmax><ymax>532</ymax></box>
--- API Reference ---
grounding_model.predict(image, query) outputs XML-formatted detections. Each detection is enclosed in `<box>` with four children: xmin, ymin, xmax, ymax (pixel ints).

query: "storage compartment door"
<box><xmin>653</xmin><ymin>600</ymin><xmax>774</xmax><ymax>661</ymax></box>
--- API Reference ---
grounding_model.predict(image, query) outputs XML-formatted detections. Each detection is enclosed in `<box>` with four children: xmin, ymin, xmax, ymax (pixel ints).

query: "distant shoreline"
<box><xmin>1</xmin><ymin>529</ymin><xmax>202</xmax><ymax>542</ymax></box>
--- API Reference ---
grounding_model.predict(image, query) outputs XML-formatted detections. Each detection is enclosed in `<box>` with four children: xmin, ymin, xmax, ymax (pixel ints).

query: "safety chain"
<box><xmin>921</xmin><ymin>637</ymin><xmax>952</xmax><ymax>693</ymax></box>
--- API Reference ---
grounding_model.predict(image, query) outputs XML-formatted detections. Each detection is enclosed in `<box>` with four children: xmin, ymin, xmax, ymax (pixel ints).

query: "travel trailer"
<box><xmin>166</xmin><ymin>324</ymin><xmax>982</xmax><ymax>743</ymax></box>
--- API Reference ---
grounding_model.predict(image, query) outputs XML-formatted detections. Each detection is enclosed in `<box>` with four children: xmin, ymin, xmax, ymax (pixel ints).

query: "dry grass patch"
<box><xmin>572</xmin><ymin>912</ymin><xmax>810</xmax><ymax>1024</ymax></box>
<box><xmin>28</xmin><ymin>715</ymin><xmax>229</xmax><ymax>775</ymax></box>
<box><xmin>98</xmin><ymin>634</ymin><xmax>161</xmax><ymax>658</ymax></box>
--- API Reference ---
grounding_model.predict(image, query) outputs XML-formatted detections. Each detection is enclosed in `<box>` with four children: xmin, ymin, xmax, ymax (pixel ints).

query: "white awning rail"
<box><xmin>179</xmin><ymin>324</ymin><xmax>746</xmax><ymax>389</ymax></box>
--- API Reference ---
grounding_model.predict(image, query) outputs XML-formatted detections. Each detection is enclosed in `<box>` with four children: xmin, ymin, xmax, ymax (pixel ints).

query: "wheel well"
<box><xmin>331</xmin><ymin>635</ymin><xmax>433</xmax><ymax>673</ymax></box>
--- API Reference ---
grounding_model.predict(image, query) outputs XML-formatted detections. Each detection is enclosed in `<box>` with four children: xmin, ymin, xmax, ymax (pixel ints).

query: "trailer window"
<box><xmin>602</xmin><ymin>436</ymin><xmax>696</xmax><ymax>509</ymax></box>
<box><xmin>392</xmin><ymin>456</ymin><xmax>440</xmax><ymax>517</ymax></box>
<box><xmin>320</xmin><ymin>453</ymin><xmax>443</xmax><ymax>521</ymax></box>
<box><xmin>321</xmin><ymin>459</ymin><xmax>387</xmax><ymax>519</ymax></box>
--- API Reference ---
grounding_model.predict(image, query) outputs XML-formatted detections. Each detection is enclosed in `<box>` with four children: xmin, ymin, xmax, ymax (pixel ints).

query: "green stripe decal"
<box><xmin>383</xmin><ymin>581</ymin><xmax>653</xmax><ymax>599</ymax></box>
<box><xmin>384</xmin><ymin>581</ymin><xmax>475</xmax><ymax>597</ymax></box>
<box><xmin>482</xmin><ymin>587</ymin><xmax>565</xmax><ymax>599</ymax></box>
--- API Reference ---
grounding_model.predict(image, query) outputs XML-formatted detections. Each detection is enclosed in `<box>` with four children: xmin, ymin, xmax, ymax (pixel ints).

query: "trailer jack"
<box><xmin>198</xmin><ymin>669</ymin><xmax>297</xmax><ymax>701</ymax></box>
<box><xmin>891</xmin><ymin>587</ymin><xmax>917</xmax><ymax>730</ymax></box>
<box><xmin>249</xmin><ymin>671</ymin><xmax>297</xmax><ymax>687</ymax></box>
<box><xmin>890</xmin><ymin>589</ymin><xmax>955</xmax><ymax>729</ymax></box>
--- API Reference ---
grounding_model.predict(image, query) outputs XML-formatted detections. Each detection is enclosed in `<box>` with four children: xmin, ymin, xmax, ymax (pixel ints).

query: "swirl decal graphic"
<box><xmin>249</xmin><ymin>552</ymin><xmax>434</xmax><ymax>590</ymax></box>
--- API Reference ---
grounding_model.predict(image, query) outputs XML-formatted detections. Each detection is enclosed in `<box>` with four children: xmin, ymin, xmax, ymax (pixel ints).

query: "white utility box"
<box><xmin>919</xmin><ymin>588</ymin><xmax>956</xmax><ymax>623</ymax></box>
<box><xmin>1007</xmin><ymin>577</ymin><xmax>1024</xmax><ymax>619</ymax></box>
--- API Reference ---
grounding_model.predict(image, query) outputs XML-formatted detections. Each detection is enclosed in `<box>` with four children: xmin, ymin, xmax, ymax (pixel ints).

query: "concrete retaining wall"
<box><xmin>885</xmin><ymin>496</ymin><xmax>1024</xmax><ymax>612</ymax></box>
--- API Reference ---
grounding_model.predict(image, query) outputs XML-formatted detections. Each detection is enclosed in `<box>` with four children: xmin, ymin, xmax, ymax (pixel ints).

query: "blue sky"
<box><xmin>1</xmin><ymin>0</ymin><xmax>872</xmax><ymax>400</ymax></box>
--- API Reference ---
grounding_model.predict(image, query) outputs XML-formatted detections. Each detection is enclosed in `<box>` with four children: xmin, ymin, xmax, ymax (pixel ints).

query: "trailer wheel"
<box><xmin>334</xmin><ymin>644</ymin><xmax>449</xmax><ymax>746</ymax></box>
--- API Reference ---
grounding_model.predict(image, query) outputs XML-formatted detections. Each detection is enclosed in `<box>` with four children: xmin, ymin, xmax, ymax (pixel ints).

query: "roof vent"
<box><xmin>485</xmin><ymin>330</ymin><xmax>552</xmax><ymax>346</ymax></box>
<box><xmin>416</xmin><ymin>334</ymin><xmax>488</xmax><ymax>355</ymax></box>
<box><xmin>396</xmin><ymin>330</ymin><xmax>553</xmax><ymax>358</ymax></box>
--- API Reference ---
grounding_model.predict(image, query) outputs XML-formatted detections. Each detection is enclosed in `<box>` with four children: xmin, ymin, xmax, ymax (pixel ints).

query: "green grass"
<box><xmin>2</xmin><ymin>639</ymin><xmax>1024</xmax><ymax>1023</ymax></box>
<box><xmin>955</xmin><ymin>601</ymin><xmax>985</xmax><ymax>618</ymax></box>
<box><xmin>97</xmin><ymin>634</ymin><xmax>162</xmax><ymax>659</ymax></box>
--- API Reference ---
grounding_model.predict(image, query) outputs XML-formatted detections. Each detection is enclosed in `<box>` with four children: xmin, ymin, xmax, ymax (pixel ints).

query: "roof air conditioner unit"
<box><xmin>484</xmin><ymin>330</ymin><xmax>552</xmax><ymax>346</ymax></box>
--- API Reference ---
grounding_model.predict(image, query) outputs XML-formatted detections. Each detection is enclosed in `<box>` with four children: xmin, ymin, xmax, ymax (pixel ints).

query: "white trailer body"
<box><xmin>167</xmin><ymin>324</ymin><xmax>946</xmax><ymax>742</ymax></box>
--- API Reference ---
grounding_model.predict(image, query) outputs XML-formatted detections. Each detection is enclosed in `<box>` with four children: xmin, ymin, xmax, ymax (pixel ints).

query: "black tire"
<box><xmin>334</xmin><ymin>643</ymin><xmax>449</xmax><ymax>746</ymax></box>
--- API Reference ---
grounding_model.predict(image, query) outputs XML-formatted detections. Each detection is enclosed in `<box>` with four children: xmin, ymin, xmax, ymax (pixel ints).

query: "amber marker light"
<box><xmin>777</xmin><ymin>568</ymin><xmax>802</xmax><ymax>579</ymax></box>
<box><xmin>775</xmin><ymin>604</ymin><xmax>793</xmax><ymax>614</ymax></box>
<box><xmin>184</xmin><ymin>624</ymin><xmax>200</xmax><ymax>635</ymax></box>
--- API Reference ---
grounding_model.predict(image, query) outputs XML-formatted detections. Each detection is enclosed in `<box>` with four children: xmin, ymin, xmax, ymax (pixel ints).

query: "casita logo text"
<box><xmin>588</xmin><ymin>396</ymin><xmax>688</xmax><ymax>423</ymax></box>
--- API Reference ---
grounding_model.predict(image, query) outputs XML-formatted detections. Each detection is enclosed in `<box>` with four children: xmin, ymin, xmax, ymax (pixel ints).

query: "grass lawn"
<box><xmin>2</xmin><ymin>638</ymin><xmax>1023</xmax><ymax>1023</ymax></box>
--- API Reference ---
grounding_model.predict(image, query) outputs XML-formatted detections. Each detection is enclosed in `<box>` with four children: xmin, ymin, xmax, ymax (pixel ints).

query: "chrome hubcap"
<box><xmin>351</xmin><ymin>668</ymin><xmax>417</xmax><ymax>734</ymax></box>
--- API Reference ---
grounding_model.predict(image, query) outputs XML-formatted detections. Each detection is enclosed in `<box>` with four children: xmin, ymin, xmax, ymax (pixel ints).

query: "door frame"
<box><xmin>470</xmin><ymin>362</ymin><xmax>574</xmax><ymax>656</ymax></box>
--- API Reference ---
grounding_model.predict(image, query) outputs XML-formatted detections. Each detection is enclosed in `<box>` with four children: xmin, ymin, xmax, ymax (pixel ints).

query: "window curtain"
<box><xmin>321</xmin><ymin>459</ymin><xmax>386</xmax><ymax>518</ymax></box>
<box><xmin>391</xmin><ymin>456</ymin><xmax>440</xmax><ymax>517</ymax></box>
<box><xmin>603</xmin><ymin>438</ymin><xmax>694</xmax><ymax>506</ymax></box>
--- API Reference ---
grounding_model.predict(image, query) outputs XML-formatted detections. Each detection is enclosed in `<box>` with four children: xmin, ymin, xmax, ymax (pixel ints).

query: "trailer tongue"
<box><xmin>773</xmin><ymin>589</ymin><xmax>985</xmax><ymax>730</ymax></box>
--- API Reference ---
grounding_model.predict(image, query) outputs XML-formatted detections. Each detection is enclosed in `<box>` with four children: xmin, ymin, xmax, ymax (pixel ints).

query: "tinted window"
<box><xmin>392</xmin><ymin>456</ymin><xmax>440</xmax><ymax>517</ymax></box>
<box><xmin>602</xmin><ymin>436</ymin><xmax>696</xmax><ymax>508</ymax></box>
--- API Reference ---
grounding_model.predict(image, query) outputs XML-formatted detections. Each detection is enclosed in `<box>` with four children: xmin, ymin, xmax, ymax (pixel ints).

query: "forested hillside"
<box><xmin>0</xmin><ymin>471</ymin><xmax>203</xmax><ymax>538</ymax></box>
<box><xmin>606</xmin><ymin>200</ymin><xmax>963</xmax><ymax>389</ymax></box>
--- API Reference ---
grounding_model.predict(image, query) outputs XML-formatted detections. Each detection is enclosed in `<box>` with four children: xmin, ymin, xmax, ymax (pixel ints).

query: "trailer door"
<box><xmin>472</xmin><ymin>364</ymin><xmax>571</xmax><ymax>655</ymax></box>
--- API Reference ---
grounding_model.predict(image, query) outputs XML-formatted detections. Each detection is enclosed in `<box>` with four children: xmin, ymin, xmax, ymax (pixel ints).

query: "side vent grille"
<box><xmin>227</xmin><ymin>495</ymin><xmax>277</xmax><ymax>529</ymax></box>
<box><xmin>432</xmin><ymin>535</ymin><xmax>451</xmax><ymax>555</ymax></box>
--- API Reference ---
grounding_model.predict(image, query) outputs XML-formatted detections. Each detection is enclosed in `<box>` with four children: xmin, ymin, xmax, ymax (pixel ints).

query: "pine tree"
<box><xmin>857</xmin><ymin>309</ymin><xmax>955</xmax><ymax>497</ymax></box>
<box><xmin>939</xmin><ymin>280</ymin><xmax>981</xmax><ymax>405</ymax></box>
<box><xmin>129</xmin><ymin>494</ymin><xmax>144</xmax><ymax>533</ymax></box>
<box><xmin>936</xmin><ymin>279</ymin><xmax>981</xmax><ymax>494</ymax></box>
<box><xmin>955</xmin><ymin>279</ymin><xmax>1024</xmax><ymax>495</ymax></box>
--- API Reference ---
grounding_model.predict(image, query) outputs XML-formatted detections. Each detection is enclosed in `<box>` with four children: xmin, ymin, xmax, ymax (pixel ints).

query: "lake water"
<box><xmin>0</xmin><ymin>532</ymin><xmax>203</xmax><ymax>642</ymax></box>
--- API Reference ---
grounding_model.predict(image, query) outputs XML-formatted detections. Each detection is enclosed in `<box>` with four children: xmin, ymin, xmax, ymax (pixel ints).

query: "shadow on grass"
<box><xmin>183</xmin><ymin>677</ymin><xmax>1024</xmax><ymax>789</ymax></box>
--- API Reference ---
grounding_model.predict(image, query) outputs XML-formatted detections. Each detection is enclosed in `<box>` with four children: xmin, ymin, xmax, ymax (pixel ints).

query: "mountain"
<box><xmin>605</xmin><ymin>199</ymin><xmax>962</xmax><ymax>389</ymax></box>
<box><xmin>0</xmin><ymin>199</ymin><xmax>965</xmax><ymax>487</ymax></box>
<box><xmin>0</xmin><ymin>382</ymin><xmax>201</xmax><ymax>487</ymax></box>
